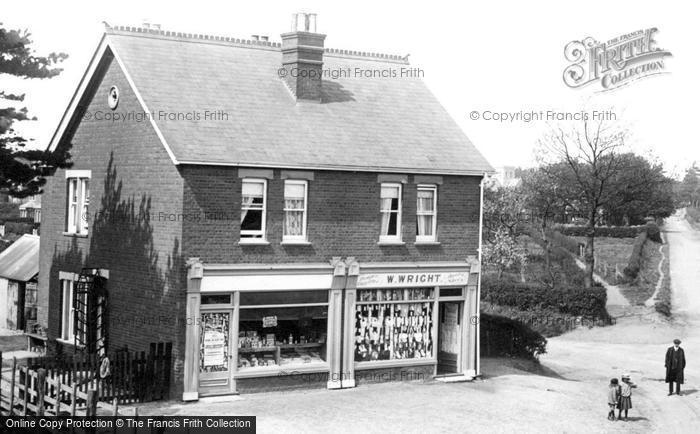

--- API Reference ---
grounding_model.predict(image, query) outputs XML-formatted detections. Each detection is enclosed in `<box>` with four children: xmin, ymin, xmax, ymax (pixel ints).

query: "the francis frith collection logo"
<box><xmin>563</xmin><ymin>28</ymin><xmax>672</xmax><ymax>91</ymax></box>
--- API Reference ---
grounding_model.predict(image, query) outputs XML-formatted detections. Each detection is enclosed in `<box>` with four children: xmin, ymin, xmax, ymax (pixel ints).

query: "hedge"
<box><xmin>555</xmin><ymin>225</ymin><xmax>644</xmax><ymax>238</ymax></box>
<box><xmin>480</xmin><ymin>313</ymin><xmax>547</xmax><ymax>359</ymax></box>
<box><xmin>2</xmin><ymin>221</ymin><xmax>34</xmax><ymax>235</ymax></box>
<box><xmin>481</xmin><ymin>275</ymin><xmax>609</xmax><ymax>320</ymax></box>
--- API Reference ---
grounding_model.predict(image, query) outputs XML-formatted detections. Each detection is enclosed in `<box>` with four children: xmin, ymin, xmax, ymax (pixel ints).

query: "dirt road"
<box><xmin>541</xmin><ymin>214</ymin><xmax>700</xmax><ymax>431</ymax></box>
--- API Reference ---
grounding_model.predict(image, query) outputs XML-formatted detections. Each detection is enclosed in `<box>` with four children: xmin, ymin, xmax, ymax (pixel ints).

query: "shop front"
<box><xmin>182</xmin><ymin>258</ymin><xmax>480</xmax><ymax>400</ymax></box>
<box><xmin>342</xmin><ymin>261</ymin><xmax>480</xmax><ymax>387</ymax></box>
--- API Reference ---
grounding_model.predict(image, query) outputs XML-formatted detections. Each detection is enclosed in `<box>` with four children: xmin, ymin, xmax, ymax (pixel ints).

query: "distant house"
<box><xmin>19</xmin><ymin>196</ymin><xmax>42</xmax><ymax>225</ymax></box>
<box><xmin>489</xmin><ymin>166</ymin><xmax>521</xmax><ymax>189</ymax></box>
<box><xmin>0</xmin><ymin>234</ymin><xmax>40</xmax><ymax>331</ymax></box>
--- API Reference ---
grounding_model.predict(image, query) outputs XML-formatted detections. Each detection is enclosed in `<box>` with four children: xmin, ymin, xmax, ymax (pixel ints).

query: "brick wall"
<box><xmin>181</xmin><ymin>167</ymin><xmax>481</xmax><ymax>263</ymax></box>
<box><xmin>37</xmin><ymin>54</ymin><xmax>187</xmax><ymax>394</ymax></box>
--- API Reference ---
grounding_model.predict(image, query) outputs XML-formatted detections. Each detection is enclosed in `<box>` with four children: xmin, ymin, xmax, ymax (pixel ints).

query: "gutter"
<box><xmin>475</xmin><ymin>171</ymin><xmax>486</xmax><ymax>377</ymax></box>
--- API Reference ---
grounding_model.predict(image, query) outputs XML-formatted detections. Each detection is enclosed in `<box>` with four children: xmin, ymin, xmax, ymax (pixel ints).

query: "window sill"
<box><xmin>281</xmin><ymin>240</ymin><xmax>312</xmax><ymax>246</ymax></box>
<box><xmin>377</xmin><ymin>241</ymin><xmax>405</xmax><ymax>246</ymax></box>
<box><xmin>415</xmin><ymin>241</ymin><xmax>441</xmax><ymax>246</ymax></box>
<box><xmin>62</xmin><ymin>232</ymin><xmax>88</xmax><ymax>238</ymax></box>
<box><xmin>238</xmin><ymin>239</ymin><xmax>270</xmax><ymax>246</ymax></box>
<box><xmin>233</xmin><ymin>363</ymin><xmax>329</xmax><ymax>379</ymax></box>
<box><xmin>56</xmin><ymin>338</ymin><xmax>85</xmax><ymax>349</ymax></box>
<box><xmin>355</xmin><ymin>358</ymin><xmax>437</xmax><ymax>370</ymax></box>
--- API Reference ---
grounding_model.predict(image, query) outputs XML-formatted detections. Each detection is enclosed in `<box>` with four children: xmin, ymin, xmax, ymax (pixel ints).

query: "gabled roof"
<box><xmin>19</xmin><ymin>196</ymin><xmax>41</xmax><ymax>210</ymax></box>
<box><xmin>49</xmin><ymin>25</ymin><xmax>493</xmax><ymax>176</ymax></box>
<box><xmin>0</xmin><ymin>234</ymin><xmax>39</xmax><ymax>281</ymax></box>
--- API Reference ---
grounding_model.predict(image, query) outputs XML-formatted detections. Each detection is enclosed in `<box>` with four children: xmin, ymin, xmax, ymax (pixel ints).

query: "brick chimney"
<box><xmin>280</xmin><ymin>13</ymin><xmax>326</xmax><ymax>102</ymax></box>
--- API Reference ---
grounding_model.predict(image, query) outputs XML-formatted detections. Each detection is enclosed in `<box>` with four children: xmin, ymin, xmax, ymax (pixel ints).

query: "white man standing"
<box><xmin>665</xmin><ymin>338</ymin><xmax>686</xmax><ymax>396</ymax></box>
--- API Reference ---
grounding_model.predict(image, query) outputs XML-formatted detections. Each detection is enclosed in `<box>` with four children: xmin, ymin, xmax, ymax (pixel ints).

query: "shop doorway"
<box><xmin>199</xmin><ymin>310</ymin><xmax>234</xmax><ymax>395</ymax></box>
<box><xmin>437</xmin><ymin>301</ymin><xmax>462</xmax><ymax>374</ymax></box>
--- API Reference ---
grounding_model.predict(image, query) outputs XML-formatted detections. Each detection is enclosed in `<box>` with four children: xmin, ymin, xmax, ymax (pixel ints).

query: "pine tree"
<box><xmin>1</xmin><ymin>23</ymin><xmax>71</xmax><ymax>198</ymax></box>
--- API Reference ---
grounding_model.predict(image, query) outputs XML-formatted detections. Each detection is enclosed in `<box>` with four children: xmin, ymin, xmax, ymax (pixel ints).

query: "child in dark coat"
<box><xmin>607</xmin><ymin>378</ymin><xmax>620</xmax><ymax>421</ymax></box>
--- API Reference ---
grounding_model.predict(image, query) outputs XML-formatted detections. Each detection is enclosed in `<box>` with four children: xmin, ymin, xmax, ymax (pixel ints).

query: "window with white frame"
<box><xmin>416</xmin><ymin>185</ymin><xmax>438</xmax><ymax>242</ymax></box>
<box><xmin>66</xmin><ymin>173</ymin><xmax>90</xmax><ymax>235</ymax></box>
<box><xmin>283</xmin><ymin>180</ymin><xmax>308</xmax><ymax>241</ymax></box>
<box><xmin>380</xmin><ymin>183</ymin><xmax>402</xmax><ymax>241</ymax></box>
<box><xmin>240</xmin><ymin>179</ymin><xmax>267</xmax><ymax>239</ymax></box>
<box><xmin>60</xmin><ymin>279</ymin><xmax>74</xmax><ymax>341</ymax></box>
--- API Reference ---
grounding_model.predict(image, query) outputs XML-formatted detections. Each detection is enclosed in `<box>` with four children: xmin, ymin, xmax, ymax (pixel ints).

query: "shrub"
<box><xmin>481</xmin><ymin>275</ymin><xmax>609</xmax><ymax>319</ymax></box>
<box><xmin>623</xmin><ymin>231</ymin><xmax>647</xmax><ymax>280</ymax></box>
<box><xmin>686</xmin><ymin>207</ymin><xmax>700</xmax><ymax>224</ymax></box>
<box><xmin>645</xmin><ymin>222</ymin><xmax>662</xmax><ymax>243</ymax></box>
<box><xmin>480</xmin><ymin>313</ymin><xmax>547</xmax><ymax>359</ymax></box>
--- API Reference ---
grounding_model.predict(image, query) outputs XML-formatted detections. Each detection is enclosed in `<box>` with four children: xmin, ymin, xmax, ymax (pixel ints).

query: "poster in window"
<box><xmin>203</xmin><ymin>331</ymin><xmax>226</xmax><ymax>366</ymax></box>
<box><xmin>262</xmin><ymin>316</ymin><xmax>278</xmax><ymax>328</ymax></box>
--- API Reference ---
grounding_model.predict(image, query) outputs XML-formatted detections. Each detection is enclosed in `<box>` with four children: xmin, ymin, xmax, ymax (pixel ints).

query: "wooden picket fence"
<box><xmin>0</xmin><ymin>342</ymin><xmax>171</xmax><ymax>416</ymax></box>
<box><xmin>0</xmin><ymin>357</ymin><xmax>121</xmax><ymax>416</ymax></box>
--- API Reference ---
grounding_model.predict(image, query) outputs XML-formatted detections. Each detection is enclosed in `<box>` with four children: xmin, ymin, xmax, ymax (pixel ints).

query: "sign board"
<box><xmin>262</xmin><ymin>316</ymin><xmax>278</xmax><ymax>328</ymax></box>
<box><xmin>203</xmin><ymin>331</ymin><xmax>226</xmax><ymax>367</ymax></box>
<box><xmin>356</xmin><ymin>271</ymin><xmax>469</xmax><ymax>289</ymax></box>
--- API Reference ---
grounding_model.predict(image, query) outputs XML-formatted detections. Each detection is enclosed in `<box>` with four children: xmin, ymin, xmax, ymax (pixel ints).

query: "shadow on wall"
<box><xmin>49</xmin><ymin>153</ymin><xmax>185</xmax><ymax>385</ymax></box>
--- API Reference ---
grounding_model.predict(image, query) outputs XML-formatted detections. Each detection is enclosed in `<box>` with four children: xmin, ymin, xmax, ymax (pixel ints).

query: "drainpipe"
<box><xmin>475</xmin><ymin>172</ymin><xmax>486</xmax><ymax>377</ymax></box>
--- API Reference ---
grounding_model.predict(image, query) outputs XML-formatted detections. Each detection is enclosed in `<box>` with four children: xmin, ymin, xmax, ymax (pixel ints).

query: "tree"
<box><xmin>678</xmin><ymin>165</ymin><xmax>699</xmax><ymax>207</ymax></box>
<box><xmin>520</xmin><ymin>166</ymin><xmax>568</xmax><ymax>274</ymax></box>
<box><xmin>482</xmin><ymin>183</ymin><xmax>529</xmax><ymax>281</ymax></box>
<box><xmin>603</xmin><ymin>153</ymin><xmax>677</xmax><ymax>225</ymax></box>
<box><xmin>482</xmin><ymin>227</ymin><xmax>527</xmax><ymax>280</ymax></box>
<box><xmin>537</xmin><ymin>120</ymin><xmax>632</xmax><ymax>289</ymax></box>
<box><xmin>482</xmin><ymin>184</ymin><xmax>527</xmax><ymax>243</ymax></box>
<box><xmin>1</xmin><ymin>23</ymin><xmax>70</xmax><ymax>198</ymax></box>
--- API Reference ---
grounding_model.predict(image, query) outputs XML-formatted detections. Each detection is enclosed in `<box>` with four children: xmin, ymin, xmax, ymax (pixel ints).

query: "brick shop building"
<box><xmin>38</xmin><ymin>14</ymin><xmax>493</xmax><ymax>399</ymax></box>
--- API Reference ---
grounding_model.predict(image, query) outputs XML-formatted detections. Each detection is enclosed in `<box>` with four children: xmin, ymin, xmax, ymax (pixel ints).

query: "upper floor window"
<box><xmin>66</xmin><ymin>170</ymin><xmax>90</xmax><ymax>235</ymax></box>
<box><xmin>416</xmin><ymin>185</ymin><xmax>438</xmax><ymax>242</ymax></box>
<box><xmin>283</xmin><ymin>180</ymin><xmax>308</xmax><ymax>241</ymax></box>
<box><xmin>240</xmin><ymin>179</ymin><xmax>267</xmax><ymax>239</ymax></box>
<box><xmin>380</xmin><ymin>183</ymin><xmax>402</xmax><ymax>242</ymax></box>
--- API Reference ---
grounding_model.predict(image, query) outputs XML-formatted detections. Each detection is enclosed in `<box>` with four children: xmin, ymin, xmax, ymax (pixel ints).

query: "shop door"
<box><xmin>199</xmin><ymin>310</ymin><xmax>234</xmax><ymax>395</ymax></box>
<box><xmin>437</xmin><ymin>301</ymin><xmax>462</xmax><ymax>374</ymax></box>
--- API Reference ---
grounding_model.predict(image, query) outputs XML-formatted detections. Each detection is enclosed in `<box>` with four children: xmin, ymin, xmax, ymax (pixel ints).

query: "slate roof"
<box><xmin>67</xmin><ymin>26</ymin><xmax>493</xmax><ymax>175</ymax></box>
<box><xmin>0</xmin><ymin>234</ymin><xmax>39</xmax><ymax>282</ymax></box>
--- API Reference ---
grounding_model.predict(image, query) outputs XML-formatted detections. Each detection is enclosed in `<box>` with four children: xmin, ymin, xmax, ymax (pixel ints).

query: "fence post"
<box><xmin>71</xmin><ymin>384</ymin><xmax>77</xmax><ymax>416</ymax></box>
<box><xmin>36</xmin><ymin>368</ymin><xmax>46</xmax><ymax>416</ymax></box>
<box><xmin>9</xmin><ymin>357</ymin><xmax>16</xmax><ymax>414</ymax></box>
<box><xmin>86</xmin><ymin>389</ymin><xmax>97</xmax><ymax>417</ymax></box>
<box><xmin>22</xmin><ymin>367</ymin><xmax>28</xmax><ymax>416</ymax></box>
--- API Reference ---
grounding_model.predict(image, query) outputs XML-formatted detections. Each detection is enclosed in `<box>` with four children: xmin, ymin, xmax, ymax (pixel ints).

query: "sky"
<box><xmin>2</xmin><ymin>0</ymin><xmax>698</xmax><ymax>178</ymax></box>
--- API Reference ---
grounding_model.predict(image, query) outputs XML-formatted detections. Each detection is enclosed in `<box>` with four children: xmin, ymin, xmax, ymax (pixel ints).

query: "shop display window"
<box><xmin>238</xmin><ymin>292</ymin><xmax>328</xmax><ymax>371</ymax></box>
<box><xmin>354</xmin><ymin>288</ymin><xmax>435</xmax><ymax>362</ymax></box>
